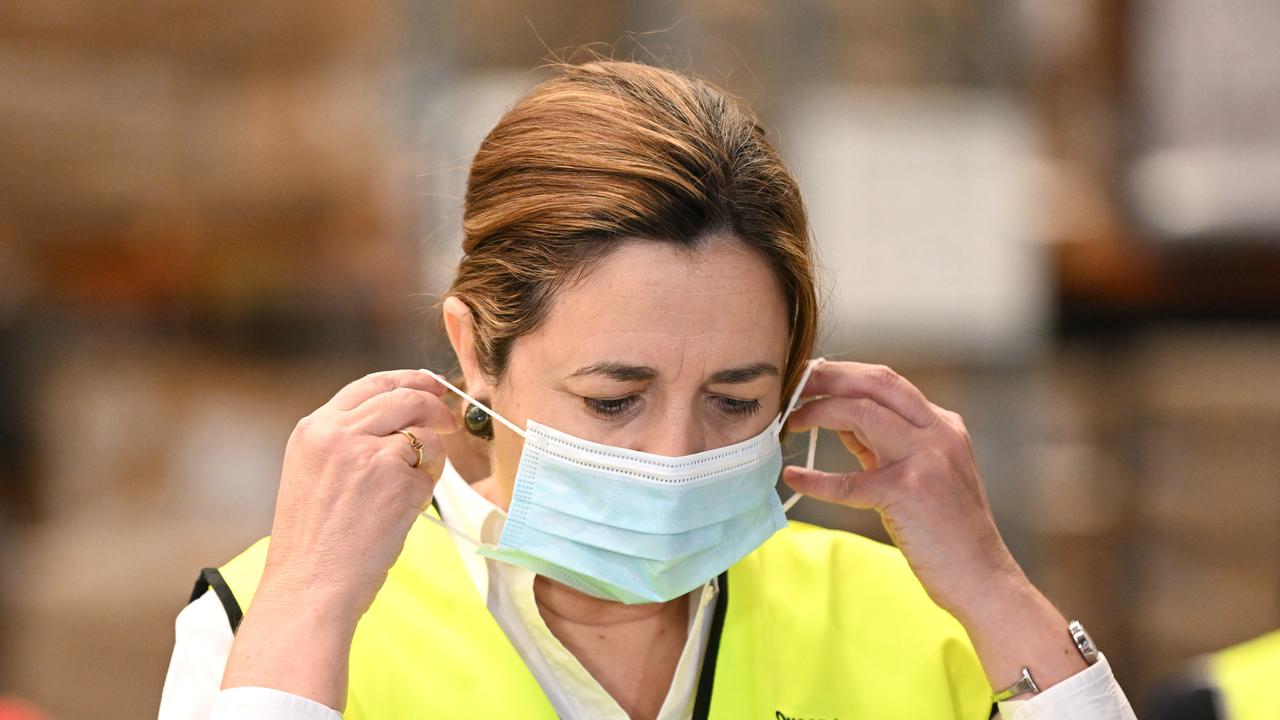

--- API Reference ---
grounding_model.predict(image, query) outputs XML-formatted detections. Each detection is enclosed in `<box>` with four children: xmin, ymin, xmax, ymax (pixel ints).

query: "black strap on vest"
<box><xmin>691</xmin><ymin>570</ymin><xmax>730</xmax><ymax>720</ymax></box>
<box><xmin>189</xmin><ymin>566</ymin><xmax>244</xmax><ymax>633</ymax></box>
<box><xmin>681</xmin><ymin>569</ymin><xmax>997</xmax><ymax>720</ymax></box>
<box><xmin>190</xmin><ymin>497</ymin><xmax>447</xmax><ymax>634</ymax></box>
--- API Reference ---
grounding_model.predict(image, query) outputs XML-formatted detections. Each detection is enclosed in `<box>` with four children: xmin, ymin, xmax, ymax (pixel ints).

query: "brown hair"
<box><xmin>450</xmin><ymin>59</ymin><xmax>818</xmax><ymax>404</ymax></box>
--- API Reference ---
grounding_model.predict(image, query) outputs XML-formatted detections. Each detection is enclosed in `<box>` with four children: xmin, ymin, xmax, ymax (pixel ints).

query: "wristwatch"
<box><xmin>1068</xmin><ymin>619</ymin><xmax>1100</xmax><ymax>665</ymax></box>
<box><xmin>993</xmin><ymin>620</ymin><xmax>1100</xmax><ymax>703</ymax></box>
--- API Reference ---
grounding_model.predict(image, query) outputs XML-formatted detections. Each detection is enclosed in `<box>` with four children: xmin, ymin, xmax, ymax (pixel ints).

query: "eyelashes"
<box><xmin>715</xmin><ymin>397</ymin><xmax>762</xmax><ymax>417</ymax></box>
<box><xmin>583</xmin><ymin>395</ymin><xmax>762</xmax><ymax>420</ymax></box>
<box><xmin>584</xmin><ymin>396</ymin><xmax>639</xmax><ymax>417</ymax></box>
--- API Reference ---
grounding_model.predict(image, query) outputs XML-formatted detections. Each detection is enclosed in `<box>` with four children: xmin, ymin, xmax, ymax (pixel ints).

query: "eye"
<box><xmin>584</xmin><ymin>395</ymin><xmax>640</xmax><ymax>418</ymax></box>
<box><xmin>713</xmin><ymin>396</ymin><xmax>762</xmax><ymax>417</ymax></box>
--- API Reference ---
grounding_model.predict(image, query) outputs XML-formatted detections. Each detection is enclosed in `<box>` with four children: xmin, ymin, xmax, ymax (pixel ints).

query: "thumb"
<box><xmin>782</xmin><ymin>465</ymin><xmax>896</xmax><ymax>511</ymax></box>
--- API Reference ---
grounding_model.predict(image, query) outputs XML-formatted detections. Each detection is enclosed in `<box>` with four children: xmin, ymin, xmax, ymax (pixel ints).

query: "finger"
<box><xmin>834</xmin><ymin>429</ymin><xmax>877</xmax><ymax>471</ymax></box>
<box><xmin>323</xmin><ymin>369</ymin><xmax>445</xmax><ymax>413</ymax></box>
<box><xmin>351</xmin><ymin>387</ymin><xmax>459</xmax><ymax>437</ymax></box>
<box><xmin>785</xmin><ymin>396</ymin><xmax>916</xmax><ymax>462</ymax></box>
<box><xmin>385</xmin><ymin>425</ymin><xmax>446</xmax><ymax>479</ymax></box>
<box><xmin>798</xmin><ymin>361</ymin><xmax>936</xmax><ymax>428</ymax></box>
<box><xmin>781</xmin><ymin>464</ymin><xmax>899</xmax><ymax>511</ymax></box>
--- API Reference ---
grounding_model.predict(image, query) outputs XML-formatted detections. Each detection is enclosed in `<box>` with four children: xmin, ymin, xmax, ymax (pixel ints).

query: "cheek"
<box><xmin>486</xmin><ymin>427</ymin><xmax>526</xmax><ymax>510</ymax></box>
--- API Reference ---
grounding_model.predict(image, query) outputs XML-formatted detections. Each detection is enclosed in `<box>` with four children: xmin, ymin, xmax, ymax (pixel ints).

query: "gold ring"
<box><xmin>396</xmin><ymin>429</ymin><xmax>425</xmax><ymax>469</ymax></box>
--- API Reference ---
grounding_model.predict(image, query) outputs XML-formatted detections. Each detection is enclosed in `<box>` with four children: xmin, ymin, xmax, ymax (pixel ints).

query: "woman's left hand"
<box><xmin>782</xmin><ymin>360</ymin><xmax>1015</xmax><ymax>616</ymax></box>
<box><xmin>782</xmin><ymin>360</ymin><xmax>1087</xmax><ymax>694</ymax></box>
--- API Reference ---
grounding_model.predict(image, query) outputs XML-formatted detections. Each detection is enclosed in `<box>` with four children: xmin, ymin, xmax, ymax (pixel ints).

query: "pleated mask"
<box><xmin>419</xmin><ymin>358</ymin><xmax>823</xmax><ymax>604</ymax></box>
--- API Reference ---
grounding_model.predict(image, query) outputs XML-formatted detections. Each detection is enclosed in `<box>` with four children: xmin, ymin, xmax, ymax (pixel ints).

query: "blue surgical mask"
<box><xmin>420</xmin><ymin>358</ymin><xmax>822</xmax><ymax>604</ymax></box>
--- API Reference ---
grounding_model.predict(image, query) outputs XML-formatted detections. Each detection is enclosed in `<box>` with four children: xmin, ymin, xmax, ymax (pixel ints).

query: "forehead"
<box><xmin>515</xmin><ymin>235</ymin><xmax>790</xmax><ymax>374</ymax></box>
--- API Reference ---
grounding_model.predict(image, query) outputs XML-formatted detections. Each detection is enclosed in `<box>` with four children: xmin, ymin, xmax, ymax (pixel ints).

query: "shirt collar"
<box><xmin>432</xmin><ymin>457</ymin><xmax>506</xmax><ymax>545</ymax></box>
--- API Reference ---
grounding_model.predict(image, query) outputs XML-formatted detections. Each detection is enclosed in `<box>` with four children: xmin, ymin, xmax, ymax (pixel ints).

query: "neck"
<box><xmin>533</xmin><ymin>574</ymin><xmax>687</xmax><ymax>627</ymax></box>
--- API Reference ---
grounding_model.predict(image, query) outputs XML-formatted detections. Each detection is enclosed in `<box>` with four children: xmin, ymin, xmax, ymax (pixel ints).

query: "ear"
<box><xmin>443</xmin><ymin>295</ymin><xmax>491</xmax><ymax>398</ymax></box>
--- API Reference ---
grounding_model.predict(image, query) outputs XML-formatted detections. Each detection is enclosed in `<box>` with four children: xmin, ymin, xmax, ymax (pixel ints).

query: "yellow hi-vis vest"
<box><xmin>1208</xmin><ymin>629</ymin><xmax>1280</xmax><ymax>720</ymax></box>
<box><xmin>193</xmin><ymin>509</ymin><xmax>996</xmax><ymax>719</ymax></box>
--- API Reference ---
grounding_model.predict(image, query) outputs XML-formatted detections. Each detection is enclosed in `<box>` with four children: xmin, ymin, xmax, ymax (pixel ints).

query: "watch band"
<box><xmin>1068</xmin><ymin>619</ymin><xmax>1100</xmax><ymax>665</ymax></box>
<box><xmin>992</xmin><ymin>666</ymin><xmax>1041</xmax><ymax>702</ymax></box>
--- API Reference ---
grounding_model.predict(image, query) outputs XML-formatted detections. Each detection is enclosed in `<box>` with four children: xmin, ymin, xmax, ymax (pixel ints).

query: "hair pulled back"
<box><xmin>450</xmin><ymin>59</ymin><xmax>818</xmax><ymax>403</ymax></box>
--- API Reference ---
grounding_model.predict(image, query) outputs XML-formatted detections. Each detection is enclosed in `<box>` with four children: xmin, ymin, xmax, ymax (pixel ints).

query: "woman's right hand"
<box><xmin>221</xmin><ymin>369</ymin><xmax>458</xmax><ymax>709</ymax></box>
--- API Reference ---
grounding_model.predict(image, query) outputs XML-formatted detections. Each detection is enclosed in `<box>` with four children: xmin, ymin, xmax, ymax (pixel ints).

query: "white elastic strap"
<box><xmin>419</xmin><ymin>508</ymin><xmax>488</xmax><ymax>549</ymax></box>
<box><xmin>805</xmin><ymin>425</ymin><xmax>819</xmax><ymax>469</ymax></box>
<box><xmin>782</xmin><ymin>489</ymin><xmax>804</xmax><ymax>512</ymax></box>
<box><xmin>777</xmin><ymin>357</ymin><xmax>825</xmax><ymax>435</ymax></box>
<box><xmin>780</xmin><ymin>427</ymin><xmax>817</xmax><ymax>513</ymax></box>
<box><xmin>418</xmin><ymin>368</ymin><xmax>527</xmax><ymax>438</ymax></box>
<box><xmin>779</xmin><ymin>359</ymin><xmax>825</xmax><ymax>513</ymax></box>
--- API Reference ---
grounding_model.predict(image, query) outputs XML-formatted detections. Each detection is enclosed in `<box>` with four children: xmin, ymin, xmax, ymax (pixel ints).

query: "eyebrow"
<box><xmin>708</xmin><ymin>362</ymin><xmax>780</xmax><ymax>384</ymax></box>
<box><xmin>569</xmin><ymin>361</ymin><xmax>658</xmax><ymax>382</ymax></box>
<box><xmin>567</xmin><ymin>361</ymin><xmax>780</xmax><ymax>384</ymax></box>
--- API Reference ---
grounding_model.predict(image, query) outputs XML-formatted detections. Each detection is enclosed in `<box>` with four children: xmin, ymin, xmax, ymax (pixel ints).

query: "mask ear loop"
<box><xmin>779</xmin><ymin>358</ymin><xmax>826</xmax><ymax>513</ymax></box>
<box><xmin>418</xmin><ymin>368</ymin><xmax>527</xmax><ymax>439</ymax></box>
<box><xmin>780</xmin><ymin>430</ymin><xmax>818</xmax><ymax>513</ymax></box>
<box><xmin>421</xmin><ymin>506</ymin><xmax>489</xmax><ymax>549</ymax></box>
<box><xmin>413</xmin><ymin>368</ymin><xmax>526</xmax><ymax>549</ymax></box>
<box><xmin>777</xmin><ymin>358</ymin><xmax>821</xmax><ymax>432</ymax></box>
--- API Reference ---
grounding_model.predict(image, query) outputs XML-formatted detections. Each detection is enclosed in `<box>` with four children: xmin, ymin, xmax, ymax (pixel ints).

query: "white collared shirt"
<box><xmin>427</xmin><ymin>458</ymin><xmax>719</xmax><ymax>720</ymax></box>
<box><xmin>159</xmin><ymin>459</ymin><xmax>1135</xmax><ymax>720</ymax></box>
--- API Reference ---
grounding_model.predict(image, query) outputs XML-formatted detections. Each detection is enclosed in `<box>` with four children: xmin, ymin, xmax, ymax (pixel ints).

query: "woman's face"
<box><xmin>451</xmin><ymin>233</ymin><xmax>791</xmax><ymax>509</ymax></box>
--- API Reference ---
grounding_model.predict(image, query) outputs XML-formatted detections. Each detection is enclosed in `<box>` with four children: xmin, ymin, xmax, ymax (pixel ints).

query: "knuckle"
<box><xmin>296</xmin><ymin>414</ymin><xmax>336</xmax><ymax>441</ymax></box>
<box><xmin>294</xmin><ymin>412</ymin><xmax>317</xmax><ymax>433</ymax></box>
<box><xmin>836</xmin><ymin>473</ymin><xmax>858</xmax><ymax>500</ymax></box>
<box><xmin>359</xmin><ymin>371</ymin><xmax>391</xmax><ymax>391</ymax></box>
<box><xmin>419</xmin><ymin>432</ymin><xmax>444</xmax><ymax>459</ymax></box>
<box><xmin>423</xmin><ymin>393</ymin><xmax>449</xmax><ymax>417</ymax></box>
<box><xmin>387</xmin><ymin>386</ymin><xmax>422</xmax><ymax>407</ymax></box>
<box><xmin>898</xmin><ymin>464</ymin><xmax>924</xmax><ymax>492</ymax></box>
<box><xmin>869</xmin><ymin>364</ymin><xmax>900</xmax><ymax>387</ymax></box>
<box><xmin>322</xmin><ymin>417</ymin><xmax>351</xmax><ymax>441</ymax></box>
<box><xmin>850</xmin><ymin>398</ymin><xmax>877</xmax><ymax>424</ymax></box>
<box><xmin>944</xmin><ymin>420</ymin><xmax>972</xmax><ymax>450</ymax></box>
<box><xmin>929</xmin><ymin>404</ymin><xmax>967</xmax><ymax>437</ymax></box>
<box><xmin>349</xmin><ymin>445</ymin><xmax>376</xmax><ymax>472</ymax></box>
<box><xmin>373</xmin><ymin>444</ymin><xmax>406</xmax><ymax>467</ymax></box>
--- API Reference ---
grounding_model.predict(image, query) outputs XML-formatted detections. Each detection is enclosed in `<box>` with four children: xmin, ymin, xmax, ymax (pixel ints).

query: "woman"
<box><xmin>160</xmin><ymin>60</ymin><xmax>1136</xmax><ymax>719</ymax></box>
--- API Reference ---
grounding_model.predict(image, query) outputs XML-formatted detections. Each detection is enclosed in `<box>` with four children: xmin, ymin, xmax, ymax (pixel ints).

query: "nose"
<box><xmin>640</xmin><ymin>409</ymin><xmax>706</xmax><ymax>457</ymax></box>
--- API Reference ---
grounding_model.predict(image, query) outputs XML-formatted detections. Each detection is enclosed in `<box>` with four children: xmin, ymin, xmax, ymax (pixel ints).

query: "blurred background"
<box><xmin>2</xmin><ymin>0</ymin><xmax>1278</xmax><ymax>717</ymax></box>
